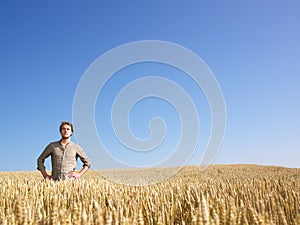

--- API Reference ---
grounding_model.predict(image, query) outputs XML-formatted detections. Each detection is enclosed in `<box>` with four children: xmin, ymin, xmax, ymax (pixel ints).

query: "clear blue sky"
<box><xmin>1</xmin><ymin>1</ymin><xmax>299</xmax><ymax>171</ymax></box>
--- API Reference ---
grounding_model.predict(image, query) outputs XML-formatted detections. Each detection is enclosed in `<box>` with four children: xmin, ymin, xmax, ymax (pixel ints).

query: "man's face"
<box><xmin>60</xmin><ymin>124</ymin><xmax>73</xmax><ymax>139</ymax></box>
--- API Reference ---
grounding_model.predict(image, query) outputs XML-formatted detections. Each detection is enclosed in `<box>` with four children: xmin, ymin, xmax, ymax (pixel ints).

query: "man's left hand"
<box><xmin>68</xmin><ymin>171</ymin><xmax>81</xmax><ymax>179</ymax></box>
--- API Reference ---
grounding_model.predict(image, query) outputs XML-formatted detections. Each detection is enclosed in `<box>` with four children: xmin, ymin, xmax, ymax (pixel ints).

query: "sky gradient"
<box><xmin>1</xmin><ymin>1</ymin><xmax>299</xmax><ymax>171</ymax></box>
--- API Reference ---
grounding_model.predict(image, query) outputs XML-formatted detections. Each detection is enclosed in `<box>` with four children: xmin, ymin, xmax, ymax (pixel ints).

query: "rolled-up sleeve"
<box><xmin>37</xmin><ymin>144</ymin><xmax>52</xmax><ymax>171</ymax></box>
<box><xmin>76</xmin><ymin>145</ymin><xmax>91</xmax><ymax>168</ymax></box>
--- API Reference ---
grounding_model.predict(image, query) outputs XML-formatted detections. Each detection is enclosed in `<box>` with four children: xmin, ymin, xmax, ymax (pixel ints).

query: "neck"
<box><xmin>60</xmin><ymin>138</ymin><xmax>70</xmax><ymax>145</ymax></box>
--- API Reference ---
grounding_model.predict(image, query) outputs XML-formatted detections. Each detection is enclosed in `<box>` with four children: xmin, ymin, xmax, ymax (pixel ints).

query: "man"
<box><xmin>37</xmin><ymin>121</ymin><xmax>91</xmax><ymax>180</ymax></box>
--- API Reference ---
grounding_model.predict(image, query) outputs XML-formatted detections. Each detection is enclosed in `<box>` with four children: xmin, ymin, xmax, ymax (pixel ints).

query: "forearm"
<box><xmin>78</xmin><ymin>165</ymin><xmax>89</xmax><ymax>176</ymax></box>
<box><xmin>68</xmin><ymin>165</ymin><xmax>89</xmax><ymax>179</ymax></box>
<box><xmin>37</xmin><ymin>158</ymin><xmax>46</xmax><ymax>171</ymax></box>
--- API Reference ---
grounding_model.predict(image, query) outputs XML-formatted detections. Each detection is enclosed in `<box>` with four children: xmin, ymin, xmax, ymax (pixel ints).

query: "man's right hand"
<box><xmin>41</xmin><ymin>170</ymin><xmax>54</xmax><ymax>180</ymax></box>
<box><xmin>44</xmin><ymin>174</ymin><xmax>54</xmax><ymax>180</ymax></box>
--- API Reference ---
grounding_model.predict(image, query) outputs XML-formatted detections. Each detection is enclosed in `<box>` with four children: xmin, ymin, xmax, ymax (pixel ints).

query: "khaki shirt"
<box><xmin>37</xmin><ymin>140</ymin><xmax>91</xmax><ymax>180</ymax></box>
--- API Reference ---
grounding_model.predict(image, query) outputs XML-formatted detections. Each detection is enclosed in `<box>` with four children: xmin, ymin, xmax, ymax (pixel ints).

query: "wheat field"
<box><xmin>0</xmin><ymin>165</ymin><xmax>299</xmax><ymax>225</ymax></box>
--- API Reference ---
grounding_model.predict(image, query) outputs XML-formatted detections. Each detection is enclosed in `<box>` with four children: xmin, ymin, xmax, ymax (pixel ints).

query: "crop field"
<box><xmin>0</xmin><ymin>165</ymin><xmax>299</xmax><ymax>225</ymax></box>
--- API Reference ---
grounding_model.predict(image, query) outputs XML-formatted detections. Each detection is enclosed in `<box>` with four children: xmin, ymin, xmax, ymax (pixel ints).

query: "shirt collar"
<box><xmin>59</xmin><ymin>140</ymin><xmax>72</xmax><ymax>146</ymax></box>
